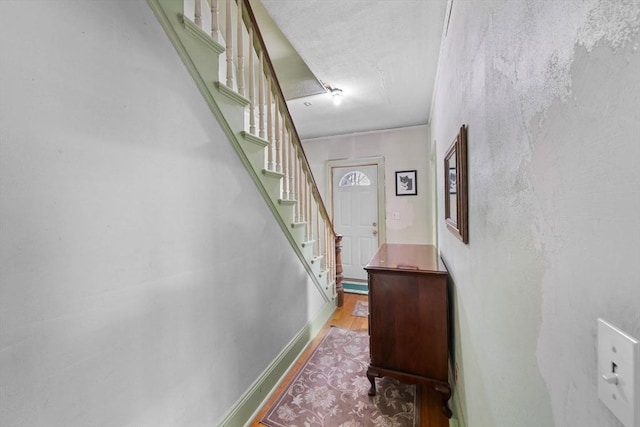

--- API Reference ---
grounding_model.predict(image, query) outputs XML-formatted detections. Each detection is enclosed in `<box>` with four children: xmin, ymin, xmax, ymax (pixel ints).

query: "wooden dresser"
<box><xmin>365</xmin><ymin>243</ymin><xmax>451</xmax><ymax>419</ymax></box>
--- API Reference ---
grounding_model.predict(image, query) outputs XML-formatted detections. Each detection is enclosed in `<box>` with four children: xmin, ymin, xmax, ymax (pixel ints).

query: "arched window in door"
<box><xmin>338</xmin><ymin>170</ymin><xmax>371</xmax><ymax>187</ymax></box>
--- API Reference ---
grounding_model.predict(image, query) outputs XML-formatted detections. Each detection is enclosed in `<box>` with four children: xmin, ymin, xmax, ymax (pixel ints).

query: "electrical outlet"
<box><xmin>598</xmin><ymin>318</ymin><xmax>639</xmax><ymax>427</ymax></box>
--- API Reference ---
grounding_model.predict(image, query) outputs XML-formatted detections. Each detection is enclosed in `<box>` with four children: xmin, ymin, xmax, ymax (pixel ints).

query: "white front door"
<box><xmin>332</xmin><ymin>165</ymin><xmax>379</xmax><ymax>281</ymax></box>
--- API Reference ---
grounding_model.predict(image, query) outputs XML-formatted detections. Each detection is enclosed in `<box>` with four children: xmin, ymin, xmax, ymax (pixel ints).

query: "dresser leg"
<box><xmin>366</xmin><ymin>368</ymin><xmax>379</xmax><ymax>396</ymax></box>
<box><xmin>433</xmin><ymin>384</ymin><xmax>452</xmax><ymax>418</ymax></box>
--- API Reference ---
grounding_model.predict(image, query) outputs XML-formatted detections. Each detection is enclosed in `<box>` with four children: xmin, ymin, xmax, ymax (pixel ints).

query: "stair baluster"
<box><xmin>315</xmin><ymin>204</ymin><xmax>320</xmax><ymax>258</ymax></box>
<box><xmin>210</xmin><ymin>0</ymin><xmax>219</xmax><ymax>41</ymax></box>
<box><xmin>335</xmin><ymin>235</ymin><xmax>343</xmax><ymax>305</ymax></box>
<box><xmin>266</xmin><ymin>76</ymin><xmax>273</xmax><ymax>170</ymax></box>
<box><xmin>236</xmin><ymin>0</ymin><xmax>244</xmax><ymax>96</ymax></box>
<box><xmin>258</xmin><ymin>52</ymin><xmax>266</xmax><ymax>139</ymax></box>
<box><xmin>194</xmin><ymin>0</ymin><xmax>203</xmax><ymax>27</ymax></box>
<box><xmin>300</xmin><ymin>164</ymin><xmax>306</xmax><ymax>229</ymax></box>
<box><xmin>306</xmin><ymin>173</ymin><xmax>312</xmax><ymax>243</ymax></box>
<box><xmin>274</xmin><ymin>102</ymin><xmax>281</xmax><ymax>173</ymax></box>
<box><xmin>248</xmin><ymin>26</ymin><xmax>255</xmax><ymax>134</ymax></box>
<box><xmin>295</xmin><ymin>151</ymin><xmax>301</xmax><ymax>222</ymax></box>
<box><xmin>287</xmin><ymin>129</ymin><xmax>295</xmax><ymax>200</ymax></box>
<box><xmin>282</xmin><ymin>126</ymin><xmax>289</xmax><ymax>199</ymax></box>
<box><xmin>225</xmin><ymin>0</ymin><xmax>233</xmax><ymax>89</ymax></box>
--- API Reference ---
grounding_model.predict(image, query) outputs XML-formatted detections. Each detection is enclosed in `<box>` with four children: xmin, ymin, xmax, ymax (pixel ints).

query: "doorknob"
<box><xmin>372</xmin><ymin>230</ymin><xmax>378</xmax><ymax>236</ymax></box>
<box><xmin>372</xmin><ymin>222</ymin><xmax>377</xmax><ymax>227</ymax></box>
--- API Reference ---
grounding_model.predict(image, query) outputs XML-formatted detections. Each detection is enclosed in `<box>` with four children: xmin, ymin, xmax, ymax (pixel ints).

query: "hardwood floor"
<box><xmin>249</xmin><ymin>293</ymin><xmax>449</xmax><ymax>427</ymax></box>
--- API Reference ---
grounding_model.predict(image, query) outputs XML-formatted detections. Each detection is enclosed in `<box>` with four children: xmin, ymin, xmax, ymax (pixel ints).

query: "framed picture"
<box><xmin>395</xmin><ymin>170</ymin><xmax>417</xmax><ymax>196</ymax></box>
<box><xmin>444</xmin><ymin>124</ymin><xmax>468</xmax><ymax>243</ymax></box>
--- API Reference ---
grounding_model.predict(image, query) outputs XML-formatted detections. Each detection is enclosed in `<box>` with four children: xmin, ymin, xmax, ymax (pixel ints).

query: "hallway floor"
<box><xmin>249</xmin><ymin>293</ymin><xmax>450</xmax><ymax>427</ymax></box>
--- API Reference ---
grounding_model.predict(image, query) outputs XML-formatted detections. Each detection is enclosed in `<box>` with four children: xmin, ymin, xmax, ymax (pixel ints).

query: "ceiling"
<box><xmin>254</xmin><ymin>0</ymin><xmax>450</xmax><ymax>140</ymax></box>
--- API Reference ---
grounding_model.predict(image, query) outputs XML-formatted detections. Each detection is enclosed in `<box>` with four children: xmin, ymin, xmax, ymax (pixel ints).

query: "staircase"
<box><xmin>147</xmin><ymin>0</ymin><xmax>344</xmax><ymax>306</ymax></box>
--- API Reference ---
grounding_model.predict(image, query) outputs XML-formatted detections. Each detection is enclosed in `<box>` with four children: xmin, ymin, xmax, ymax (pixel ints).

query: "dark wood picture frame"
<box><xmin>444</xmin><ymin>125</ymin><xmax>468</xmax><ymax>243</ymax></box>
<box><xmin>395</xmin><ymin>170</ymin><xmax>417</xmax><ymax>196</ymax></box>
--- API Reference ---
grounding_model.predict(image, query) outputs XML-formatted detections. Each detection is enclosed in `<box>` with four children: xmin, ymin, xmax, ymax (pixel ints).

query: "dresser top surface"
<box><xmin>365</xmin><ymin>243</ymin><xmax>447</xmax><ymax>274</ymax></box>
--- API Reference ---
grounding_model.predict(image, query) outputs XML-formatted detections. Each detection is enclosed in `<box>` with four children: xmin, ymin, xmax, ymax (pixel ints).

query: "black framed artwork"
<box><xmin>395</xmin><ymin>170</ymin><xmax>417</xmax><ymax>196</ymax></box>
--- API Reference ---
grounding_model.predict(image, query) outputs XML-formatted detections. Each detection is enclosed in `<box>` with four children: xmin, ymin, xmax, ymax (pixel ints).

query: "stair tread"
<box><xmin>262</xmin><ymin>169</ymin><xmax>285</xmax><ymax>179</ymax></box>
<box><xmin>240</xmin><ymin>131</ymin><xmax>269</xmax><ymax>147</ymax></box>
<box><xmin>214</xmin><ymin>81</ymin><xmax>250</xmax><ymax>106</ymax></box>
<box><xmin>182</xmin><ymin>14</ymin><xmax>225</xmax><ymax>55</ymax></box>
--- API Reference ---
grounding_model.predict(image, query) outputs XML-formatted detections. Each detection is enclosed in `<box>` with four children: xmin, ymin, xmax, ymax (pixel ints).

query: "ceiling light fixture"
<box><xmin>323</xmin><ymin>82</ymin><xmax>344</xmax><ymax>106</ymax></box>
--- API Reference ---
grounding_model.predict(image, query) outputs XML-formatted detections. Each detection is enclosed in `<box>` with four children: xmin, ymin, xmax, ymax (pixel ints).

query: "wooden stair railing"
<box><xmin>157</xmin><ymin>0</ymin><xmax>344</xmax><ymax>306</ymax></box>
<box><xmin>238</xmin><ymin>1</ymin><xmax>342</xmax><ymax>305</ymax></box>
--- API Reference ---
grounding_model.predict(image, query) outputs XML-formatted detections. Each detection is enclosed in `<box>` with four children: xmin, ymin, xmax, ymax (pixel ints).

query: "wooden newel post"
<box><xmin>335</xmin><ymin>234</ymin><xmax>344</xmax><ymax>307</ymax></box>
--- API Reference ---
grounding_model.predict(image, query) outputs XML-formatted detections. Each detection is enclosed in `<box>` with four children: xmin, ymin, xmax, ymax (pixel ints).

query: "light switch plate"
<box><xmin>598</xmin><ymin>318</ymin><xmax>639</xmax><ymax>427</ymax></box>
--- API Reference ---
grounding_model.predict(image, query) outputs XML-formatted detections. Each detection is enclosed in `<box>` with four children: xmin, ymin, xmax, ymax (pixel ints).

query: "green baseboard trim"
<box><xmin>217</xmin><ymin>299</ymin><xmax>336</xmax><ymax>427</ymax></box>
<box><xmin>343</xmin><ymin>282</ymin><xmax>369</xmax><ymax>295</ymax></box>
<box><xmin>449</xmin><ymin>389</ymin><xmax>467</xmax><ymax>427</ymax></box>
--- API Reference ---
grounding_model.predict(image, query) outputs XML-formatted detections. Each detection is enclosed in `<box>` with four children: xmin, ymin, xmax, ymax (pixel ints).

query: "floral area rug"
<box><xmin>351</xmin><ymin>301</ymin><xmax>369</xmax><ymax>318</ymax></box>
<box><xmin>262</xmin><ymin>327</ymin><xmax>416</xmax><ymax>427</ymax></box>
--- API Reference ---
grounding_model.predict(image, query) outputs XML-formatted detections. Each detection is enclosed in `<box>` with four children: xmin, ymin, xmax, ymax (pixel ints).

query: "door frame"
<box><xmin>326</xmin><ymin>157</ymin><xmax>387</xmax><ymax>250</ymax></box>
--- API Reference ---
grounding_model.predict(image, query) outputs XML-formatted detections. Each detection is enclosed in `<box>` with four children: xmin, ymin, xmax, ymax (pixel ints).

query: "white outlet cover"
<box><xmin>598</xmin><ymin>318</ymin><xmax>639</xmax><ymax>427</ymax></box>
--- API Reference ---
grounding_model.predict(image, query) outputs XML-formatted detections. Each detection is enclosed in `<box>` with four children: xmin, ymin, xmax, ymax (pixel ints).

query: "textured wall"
<box><xmin>432</xmin><ymin>1</ymin><xmax>640</xmax><ymax>426</ymax></box>
<box><xmin>0</xmin><ymin>1</ymin><xmax>325</xmax><ymax>426</ymax></box>
<box><xmin>302</xmin><ymin>126</ymin><xmax>435</xmax><ymax>245</ymax></box>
